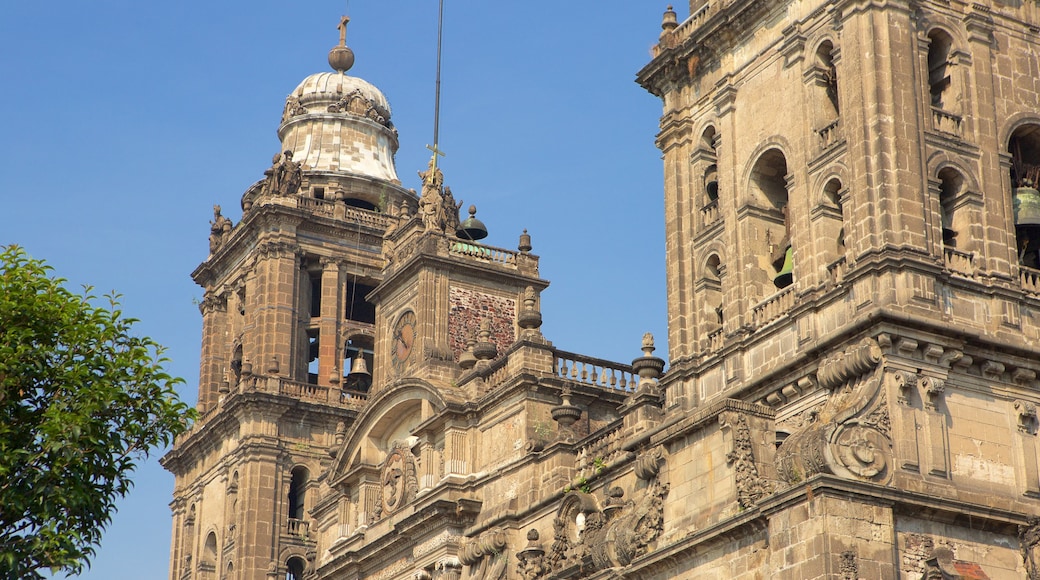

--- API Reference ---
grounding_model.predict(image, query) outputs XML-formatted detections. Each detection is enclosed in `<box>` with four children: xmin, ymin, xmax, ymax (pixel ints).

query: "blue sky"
<box><xmin>1</xmin><ymin>2</ymin><xmax>671</xmax><ymax>577</ymax></box>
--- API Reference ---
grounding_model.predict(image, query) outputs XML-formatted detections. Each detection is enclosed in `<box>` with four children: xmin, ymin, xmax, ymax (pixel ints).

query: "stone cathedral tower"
<box><xmin>168</xmin><ymin>2</ymin><xmax>1040</xmax><ymax>579</ymax></box>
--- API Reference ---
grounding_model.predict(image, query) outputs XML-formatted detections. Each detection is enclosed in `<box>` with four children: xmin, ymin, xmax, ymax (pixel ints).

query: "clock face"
<box><xmin>392</xmin><ymin>311</ymin><xmax>416</xmax><ymax>371</ymax></box>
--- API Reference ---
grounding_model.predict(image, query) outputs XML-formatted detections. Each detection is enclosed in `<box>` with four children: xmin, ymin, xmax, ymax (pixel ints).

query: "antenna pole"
<box><xmin>433</xmin><ymin>0</ymin><xmax>444</xmax><ymax>149</ymax></box>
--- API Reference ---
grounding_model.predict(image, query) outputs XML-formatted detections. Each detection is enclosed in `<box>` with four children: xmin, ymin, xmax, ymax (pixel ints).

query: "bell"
<box><xmin>1014</xmin><ymin>186</ymin><xmax>1040</xmax><ymax>226</ymax></box>
<box><xmin>773</xmin><ymin>246</ymin><xmax>794</xmax><ymax>289</ymax></box>
<box><xmin>346</xmin><ymin>356</ymin><xmax>372</xmax><ymax>391</ymax></box>
<box><xmin>456</xmin><ymin>205</ymin><xmax>488</xmax><ymax>241</ymax></box>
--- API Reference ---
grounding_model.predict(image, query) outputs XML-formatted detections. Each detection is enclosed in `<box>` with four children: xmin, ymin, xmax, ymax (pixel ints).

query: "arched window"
<box><xmin>824</xmin><ymin>178</ymin><xmax>846</xmax><ymax>255</ymax></box>
<box><xmin>203</xmin><ymin>531</ymin><xmax>218</xmax><ymax>566</ymax></box>
<box><xmin>1010</xmin><ymin>125</ymin><xmax>1040</xmax><ymax>268</ymax></box>
<box><xmin>288</xmin><ymin>466</ymin><xmax>309</xmax><ymax>521</ymax></box>
<box><xmin>750</xmin><ymin>149</ymin><xmax>792</xmax><ymax>289</ymax></box>
<box><xmin>816</xmin><ymin>41</ymin><xmax>839</xmax><ymax>117</ymax></box>
<box><xmin>937</xmin><ymin>167</ymin><xmax>965</xmax><ymax>248</ymax></box>
<box><xmin>927</xmin><ymin>29</ymin><xmax>955</xmax><ymax>109</ymax></box>
<box><xmin>343</xmin><ymin>335</ymin><xmax>374</xmax><ymax>392</ymax></box>
<box><xmin>286</xmin><ymin>556</ymin><xmax>306</xmax><ymax>580</ymax></box>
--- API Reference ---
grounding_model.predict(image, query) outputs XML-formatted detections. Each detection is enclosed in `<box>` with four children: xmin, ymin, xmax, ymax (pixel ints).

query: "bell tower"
<box><xmin>162</xmin><ymin>20</ymin><xmax>417</xmax><ymax>580</ymax></box>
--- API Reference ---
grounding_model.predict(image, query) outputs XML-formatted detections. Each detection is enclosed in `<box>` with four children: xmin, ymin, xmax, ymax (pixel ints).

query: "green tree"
<box><xmin>0</xmin><ymin>246</ymin><xmax>195</xmax><ymax>579</ymax></box>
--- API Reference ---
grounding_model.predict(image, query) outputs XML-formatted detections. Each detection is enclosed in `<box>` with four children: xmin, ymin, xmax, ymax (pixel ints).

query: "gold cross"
<box><xmin>426</xmin><ymin>143</ymin><xmax>446</xmax><ymax>171</ymax></box>
<box><xmin>337</xmin><ymin>16</ymin><xmax>350</xmax><ymax>47</ymax></box>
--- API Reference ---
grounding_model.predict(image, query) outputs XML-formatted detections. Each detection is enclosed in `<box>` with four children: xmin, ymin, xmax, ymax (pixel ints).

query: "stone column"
<box><xmin>198</xmin><ymin>291</ymin><xmax>228</xmax><ymax>412</ymax></box>
<box><xmin>253</xmin><ymin>240</ymin><xmax>300</xmax><ymax>381</ymax></box>
<box><xmin>318</xmin><ymin>258</ymin><xmax>343</xmax><ymax>387</ymax></box>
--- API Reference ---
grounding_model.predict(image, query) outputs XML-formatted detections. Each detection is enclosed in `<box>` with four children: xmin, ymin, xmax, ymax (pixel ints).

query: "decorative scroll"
<box><xmin>326</xmin><ymin>88</ymin><xmax>395</xmax><ymax>131</ymax></box>
<box><xmin>547</xmin><ymin>450</ymin><xmax>669</xmax><ymax>575</ymax></box>
<box><xmin>459</xmin><ymin>529</ymin><xmax>508</xmax><ymax>580</ymax></box>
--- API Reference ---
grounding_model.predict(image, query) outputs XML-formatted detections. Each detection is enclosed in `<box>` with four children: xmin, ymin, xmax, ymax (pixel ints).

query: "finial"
<box><xmin>518</xmin><ymin>228</ymin><xmax>532</xmax><ymax>253</ymax></box>
<box><xmin>329</xmin><ymin>16</ymin><xmax>355</xmax><ymax>73</ymax></box>
<box><xmin>661</xmin><ymin>5</ymin><xmax>678</xmax><ymax>36</ymax></box>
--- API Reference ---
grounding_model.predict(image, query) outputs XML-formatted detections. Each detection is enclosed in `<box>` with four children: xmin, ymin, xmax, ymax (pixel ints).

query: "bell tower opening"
<box><xmin>1010</xmin><ymin>125</ymin><xmax>1040</xmax><ymax>269</ymax></box>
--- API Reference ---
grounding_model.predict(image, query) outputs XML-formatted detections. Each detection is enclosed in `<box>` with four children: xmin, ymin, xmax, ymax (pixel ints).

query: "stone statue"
<box><xmin>263</xmin><ymin>150</ymin><xmax>303</xmax><ymax>197</ymax></box>
<box><xmin>209</xmin><ymin>205</ymin><xmax>232</xmax><ymax>253</ymax></box>
<box><xmin>418</xmin><ymin>157</ymin><xmax>445</xmax><ymax>231</ymax></box>
<box><xmin>442</xmin><ymin>186</ymin><xmax>463</xmax><ymax>234</ymax></box>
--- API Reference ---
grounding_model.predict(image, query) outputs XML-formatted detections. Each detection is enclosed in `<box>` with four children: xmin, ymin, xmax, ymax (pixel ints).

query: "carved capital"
<box><xmin>1016</xmin><ymin>400</ymin><xmax>1038</xmax><ymax>434</ymax></box>
<box><xmin>893</xmin><ymin>370</ymin><xmax>918</xmax><ymax>406</ymax></box>
<box><xmin>920</xmin><ymin>376</ymin><xmax>945</xmax><ymax>410</ymax></box>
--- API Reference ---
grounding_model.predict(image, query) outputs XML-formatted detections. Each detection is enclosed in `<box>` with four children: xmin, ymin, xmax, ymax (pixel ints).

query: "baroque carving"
<box><xmin>776</xmin><ymin>342</ymin><xmax>893</xmax><ymax>485</ymax></box>
<box><xmin>719</xmin><ymin>411</ymin><xmax>771</xmax><ymax>509</ymax></box>
<box><xmin>327</xmin><ymin>88</ymin><xmax>395</xmax><ymax>132</ymax></box>
<box><xmin>261</xmin><ymin>150</ymin><xmax>303</xmax><ymax>197</ymax></box>
<box><xmin>282</xmin><ymin>94</ymin><xmax>307</xmax><ymax>121</ymax></box>
<box><xmin>840</xmin><ymin>550</ymin><xmax>858</xmax><ymax>580</ymax></box>
<box><xmin>547</xmin><ymin>451</ymin><xmax>670</xmax><ymax>576</ymax></box>
<box><xmin>459</xmin><ymin>528</ymin><xmax>508</xmax><ymax>580</ymax></box>
<box><xmin>1020</xmin><ymin>516</ymin><xmax>1040</xmax><ymax>579</ymax></box>
<box><xmin>515</xmin><ymin>529</ymin><xmax>547</xmax><ymax>580</ymax></box>
<box><xmin>209</xmin><ymin>205</ymin><xmax>233</xmax><ymax>254</ymax></box>
<box><xmin>373</xmin><ymin>440</ymin><xmax>419</xmax><ymax>519</ymax></box>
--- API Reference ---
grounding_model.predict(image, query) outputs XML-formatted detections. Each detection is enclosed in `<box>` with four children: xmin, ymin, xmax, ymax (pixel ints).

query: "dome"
<box><xmin>278</xmin><ymin>71</ymin><xmax>400</xmax><ymax>183</ymax></box>
<box><xmin>289</xmin><ymin>72</ymin><xmax>391</xmax><ymax>115</ymax></box>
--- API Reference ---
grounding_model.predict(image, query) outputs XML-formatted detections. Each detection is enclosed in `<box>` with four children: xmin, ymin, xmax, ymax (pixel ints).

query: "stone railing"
<box><xmin>817</xmin><ymin>118</ymin><xmax>841</xmax><ymax>148</ymax></box>
<box><xmin>706</xmin><ymin>328</ymin><xmax>724</xmax><ymax>354</ymax></box>
<box><xmin>277</xmin><ymin>378</ymin><xmax>368</xmax><ymax>408</ymax></box>
<box><xmin>448</xmin><ymin>239</ymin><xmax>519</xmax><ymax>268</ymax></box>
<box><xmin>294</xmin><ymin>197</ymin><xmax>398</xmax><ymax>229</ymax></box>
<box><xmin>297</xmin><ymin>196</ymin><xmax>336</xmax><ymax>217</ymax></box>
<box><xmin>943</xmin><ymin>247</ymin><xmax>975</xmax><ymax>277</ymax></box>
<box><xmin>553</xmin><ymin>350</ymin><xmax>637</xmax><ymax>393</ymax></box>
<box><xmin>286</xmin><ymin>518</ymin><xmax>310</xmax><ymax>539</ymax></box>
<box><xmin>932</xmin><ymin>107</ymin><xmax>963</xmax><ymax>136</ymax></box>
<box><xmin>701</xmin><ymin>199</ymin><xmax>720</xmax><ymax>227</ymax></box>
<box><xmin>1021</xmin><ymin>265</ymin><xmax>1040</xmax><ymax>295</ymax></box>
<box><xmin>751</xmin><ymin>285</ymin><xmax>796</xmax><ymax>328</ymax></box>
<box><xmin>576</xmin><ymin>424</ymin><xmax>626</xmax><ymax>480</ymax></box>
<box><xmin>827</xmin><ymin>255</ymin><xmax>848</xmax><ymax>286</ymax></box>
<box><xmin>671</xmin><ymin>2</ymin><xmax>713</xmax><ymax>41</ymax></box>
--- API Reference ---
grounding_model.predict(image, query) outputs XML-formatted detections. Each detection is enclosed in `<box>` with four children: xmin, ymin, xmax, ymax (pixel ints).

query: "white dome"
<box><xmin>290</xmin><ymin>72</ymin><xmax>391</xmax><ymax>114</ymax></box>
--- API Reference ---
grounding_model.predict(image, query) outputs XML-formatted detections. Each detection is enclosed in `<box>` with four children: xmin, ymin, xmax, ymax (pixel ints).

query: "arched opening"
<box><xmin>750</xmin><ymin>149</ymin><xmax>792</xmax><ymax>289</ymax></box>
<box><xmin>706</xmin><ymin>254</ymin><xmax>722</xmax><ymax>280</ymax></box>
<box><xmin>1010</xmin><ymin>124</ymin><xmax>1040</xmax><ymax>268</ymax></box>
<box><xmin>823</xmin><ymin>178</ymin><xmax>846</xmax><ymax>256</ymax></box>
<box><xmin>704</xmin><ymin>164</ymin><xmax>719</xmax><ymax>203</ymax></box>
<box><xmin>343</xmin><ymin>334</ymin><xmax>374</xmax><ymax>392</ymax></box>
<box><xmin>816</xmin><ymin>41</ymin><xmax>839</xmax><ymax>117</ymax></box>
<box><xmin>927</xmin><ymin>29</ymin><xmax>954</xmax><ymax>109</ymax></box>
<box><xmin>288</xmin><ymin>466</ymin><xmax>309</xmax><ymax>522</ymax></box>
<box><xmin>203</xmin><ymin>531</ymin><xmax>218</xmax><ymax>566</ymax></box>
<box><xmin>285</xmin><ymin>556</ymin><xmax>307</xmax><ymax>580</ymax></box>
<box><xmin>937</xmin><ymin>167</ymin><xmax>965</xmax><ymax>248</ymax></box>
<box><xmin>701</xmin><ymin>125</ymin><xmax>717</xmax><ymax>151</ymax></box>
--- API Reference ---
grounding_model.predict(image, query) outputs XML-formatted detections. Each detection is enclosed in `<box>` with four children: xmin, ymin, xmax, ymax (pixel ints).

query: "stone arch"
<box><xmin>287</xmin><ymin>465</ymin><xmax>310</xmax><ymax>521</ymax></box>
<box><xmin>329</xmin><ymin>380</ymin><xmax>447</xmax><ymax>482</ymax></box>
<box><xmin>1008</xmin><ymin>122</ymin><xmax>1040</xmax><ymax>267</ymax></box>
<box><xmin>812</xmin><ymin>37</ymin><xmax>840</xmax><ymax>117</ymax></box>
<box><xmin>917</xmin><ymin>19</ymin><xmax>970</xmax><ymax>131</ymax></box>
<box><xmin>692</xmin><ymin>122</ymin><xmax>721</xmax><ymax>219</ymax></box>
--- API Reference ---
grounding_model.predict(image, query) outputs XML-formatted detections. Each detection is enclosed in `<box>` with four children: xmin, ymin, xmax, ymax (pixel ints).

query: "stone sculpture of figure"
<box><xmin>209</xmin><ymin>205</ymin><xmax>232</xmax><ymax>253</ymax></box>
<box><xmin>442</xmin><ymin>186</ymin><xmax>463</xmax><ymax>234</ymax></box>
<box><xmin>418</xmin><ymin>158</ymin><xmax>446</xmax><ymax>232</ymax></box>
<box><xmin>263</xmin><ymin>150</ymin><xmax>303</xmax><ymax>197</ymax></box>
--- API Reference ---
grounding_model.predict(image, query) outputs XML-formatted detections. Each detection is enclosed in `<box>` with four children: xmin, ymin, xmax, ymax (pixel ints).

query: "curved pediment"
<box><xmin>329</xmin><ymin>378</ymin><xmax>451</xmax><ymax>484</ymax></box>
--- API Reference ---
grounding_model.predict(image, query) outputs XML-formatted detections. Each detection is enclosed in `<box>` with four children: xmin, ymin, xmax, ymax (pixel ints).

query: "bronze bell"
<box><xmin>346</xmin><ymin>356</ymin><xmax>372</xmax><ymax>391</ymax></box>
<box><xmin>773</xmin><ymin>246</ymin><xmax>794</xmax><ymax>289</ymax></box>
<box><xmin>1014</xmin><ymin>186</ymin><xmax>1040</xmax><ymax>226</ymax></box>
<box><xmin>456</xmin><ymin>205</ymin><xmax>488</xmax><ymax>241</ymax></box>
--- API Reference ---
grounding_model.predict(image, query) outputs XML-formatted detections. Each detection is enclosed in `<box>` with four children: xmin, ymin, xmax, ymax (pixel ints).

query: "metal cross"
<box><xmin>426</xmin><ymin>143</ymin><xmax>446</xmax><ymax>171</ymax></box>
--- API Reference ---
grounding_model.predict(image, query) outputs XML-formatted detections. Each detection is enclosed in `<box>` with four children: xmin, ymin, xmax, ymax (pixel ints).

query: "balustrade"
<box><xmin>943</xmin><ymin>247</ymin><xmax>975</xmax><ymax>277</ymax></box>
<box><xmin>701</xmin><ymin>199</ymin><xmax>720</xmax><ymax>227</ymax></box>
<box><xmin>706</xmin><ymin>328</ymin><xmax>724</xmax><ymax>353</ymax></box>
<box><xmin>286</xmin><ymin>518</ymin><xmax>310</xmax><ymax>538</ymax></box>
<box><xmin>751</xmin><ymin>286</ymin><xmax>795</xmax><ymax>328</ymax></box>
<box><xmin>817</xmin><ymin>118</ymin><xmax>841</xmax><ymax>148</ymax></box>
<box><xmin>827</xmin><ymin>255</ymin><xmax>848</xmax><ymax>286</ymax></box>
<box><xmin>931</xmin><ymin>107</ymin><xmax>963</xmax><ymax>136</ymax></box>
<box><xmin>553</xmin><ymin>350</ymin><xmax>636</xmax><ymax>393</ymax></box>
<box><xmin>1021</xmin><ymin>265</ymin><xmax>1040</xmax><ymax>295</ymax></box>
<box><xmin>448</xmin><ymin>239</ymin><xmax>519</xmax><ymax>267</ymax></box>
<box><xmin>576</xmin><ymin>425</ymin><xmax>625</xmax><ymax>480</ymax></box>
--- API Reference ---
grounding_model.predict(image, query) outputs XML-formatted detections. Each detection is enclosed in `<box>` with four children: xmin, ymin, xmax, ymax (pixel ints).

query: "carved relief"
<box><xmin>327</xmin><ymin>88</ymin><xmax>395</xmax><ymax>131</ymax></box>
<box><xmin>840</xmin><ymin>550</ymin><xmax>858</xmax><ymax>580</ymax></box>
<box><xmin>282</xmin><ymin>94</ymin><xmax>307</xmax><ymax>121</ymax></box>
<box><xmin>459</xmin><ymin>528</ymin><xmax>508</xmax><ymax>580</ymax></box>
<box><xmin>547</xmin><ymin>451</ymin><xmax>670</xmax><ymax>576</ymax></box>
<box><xmin>1020</xmin><ymin>516</ymin><xmax>1040</xmax><ymax>579</ymax></box>
<box><xmin>776</xmin><ymin>340</ymin><xmax>893</xmax><ymax>485</ymax></box>
<box><xmin>515</xmin><ymin>529</ymin><xmax>547</xmax><ymax>580</ymax></box>
<box><xmin>719</xmin><ymin>411</ymin><xmax>771</xmax><ymax>509</ymax></box>
<box><xmin>1016</xmin><ymin>400</ymin><xmax>1038</xmax><ymax>434</ymax></box>
<box><xmin>373</xmin><ymin>440</ymin><xmax>419</xmax><ymax>519</ymax></box>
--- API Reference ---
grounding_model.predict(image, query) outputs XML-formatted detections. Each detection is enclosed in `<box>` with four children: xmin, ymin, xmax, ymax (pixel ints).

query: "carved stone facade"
<box><xmin>167</xmin><ymin>3</ymin><xmax>1040</xmax><ymax>579</ymax></box>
